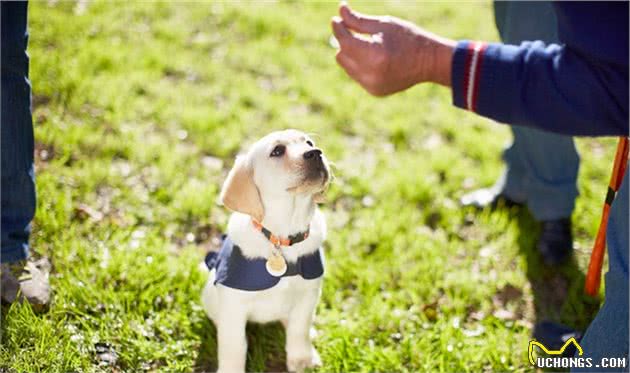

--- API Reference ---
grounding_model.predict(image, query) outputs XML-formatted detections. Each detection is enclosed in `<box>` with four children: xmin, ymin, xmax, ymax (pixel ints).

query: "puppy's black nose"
<box><xmin>303</xmin><ymin>149</ymin><xmax>322</xmax><ymax>160</ymax></box>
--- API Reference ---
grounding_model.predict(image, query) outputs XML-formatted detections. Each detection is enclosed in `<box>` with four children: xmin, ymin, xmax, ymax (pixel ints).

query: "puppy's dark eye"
<box><xmin>270</xmin><ymin>145</ymin><xmax>285</xmax><ymax>157</ymax></box>
<box><xmin>306</xmin><ymin>140</ymin><xmax>314</xmax><ymax>147</ymax></box>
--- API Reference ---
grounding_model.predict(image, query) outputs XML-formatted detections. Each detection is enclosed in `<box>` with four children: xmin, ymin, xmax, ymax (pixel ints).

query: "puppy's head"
<box><xmin>220</xmin><ymin>129</ymin><xmax>330</xmax><ymax>221</ymax></box>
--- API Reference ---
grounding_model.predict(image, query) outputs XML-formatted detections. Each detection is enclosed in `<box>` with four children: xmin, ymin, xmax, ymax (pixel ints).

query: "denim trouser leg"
<box><xmin>573</xmin><ymin>171</ymin><xmax>629</xmax><ymax>372</ymax></box>
<box><xmin>1</xmin><ymin>2</ymin><xmax>35</xmax><ymax>263</ymax></box>
<box><xmin>502</xmin><ymin>126</ymin><xmax>580</xmax><ymax>220</ymax></box>
<box><xmin>494</xmin><ymin>1</ymin><xmax>579</xmax><ymax>221</ymax></box>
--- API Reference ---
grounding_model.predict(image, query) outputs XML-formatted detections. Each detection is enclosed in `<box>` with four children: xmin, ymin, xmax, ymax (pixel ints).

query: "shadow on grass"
<box><xmin>192</xmin><ymin>316</ymin><xmax>287</xmax><ymax>373</ymax></box>
<box><xmin>192</xmin><ymin>317</ymin><xmax>218</xmax><ymax>373</ymax></box>
<box><xmin>514</xmin><ymin>208</ymin><xmax>600</xmax><ymax>334</ymax></box>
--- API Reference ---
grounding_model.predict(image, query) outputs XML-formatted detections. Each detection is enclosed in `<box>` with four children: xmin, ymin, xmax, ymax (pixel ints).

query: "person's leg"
<box><xmin>1</xmin><ymin>1</ymin><xmax>50</xmax><ymax>309</ymax></box>
<box><xmin>1</xmin><ymin>1</ymin><xmax>35</xmax><ymax>264</ymax></box>
<box><xmin>492</xmin><ymin>0</ymin><xmax>548</xmax><ymax>205</ymax></box>
<box><xmin>572</xmin><ymin>172</ymin><xmax>629</xmax><ymax>372</ymax></box>
<box><xmin>509</xmin><ymin>124</ymin><xmax>579</xmax><ymax>266</ymax></box>
<box><xmin>467</xmin><ymin>1</ymin><xmax>579</xmax><ymax>265</ymax></box>
<box><xmin>499</xmin><ymin>127</ymin><xmax>528</xmax><ymax>203</ymax></box>
<box><xmin>499</xmin><ymin>1</ymin><xmax>579</xmax><ymax>217</ymax></box>
<box><xmin>510</xmin><ymin>126</ymin><xmax>579</xmax><ymax>221</ymax></box>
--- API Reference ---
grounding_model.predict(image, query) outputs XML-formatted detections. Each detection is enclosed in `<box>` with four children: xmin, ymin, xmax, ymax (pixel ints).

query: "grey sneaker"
<box><xmin>1</xmin><ymin>257</ymin><xmax>51</xmax><ymax>311</ymax></box>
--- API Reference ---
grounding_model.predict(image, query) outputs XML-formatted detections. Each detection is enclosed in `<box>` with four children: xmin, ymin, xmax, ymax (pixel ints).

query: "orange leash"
<box><xmin>584</xmin><ymin>137</ymin><xmax>629</xmax><ymax>297</ymax></box>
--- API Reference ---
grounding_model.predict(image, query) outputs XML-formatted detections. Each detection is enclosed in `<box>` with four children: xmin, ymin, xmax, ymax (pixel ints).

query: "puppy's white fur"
<box><xmin>201</xmin><ymin>129</ymin><xmax>329</xmax><ymax>373</ymax></box>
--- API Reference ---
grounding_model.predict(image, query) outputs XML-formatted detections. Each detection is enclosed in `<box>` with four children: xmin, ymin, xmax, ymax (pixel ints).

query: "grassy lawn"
<box><xmin>0</xmin><ymin>1</ymin><xmax>616</xmax><ymax>372</ymax></box>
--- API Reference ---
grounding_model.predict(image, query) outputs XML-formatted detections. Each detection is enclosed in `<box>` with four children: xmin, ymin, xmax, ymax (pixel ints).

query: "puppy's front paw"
<box><xmin>287</xmin><ymin>346</ymin><xmax>321</xmax><ymax>373</ymax></box>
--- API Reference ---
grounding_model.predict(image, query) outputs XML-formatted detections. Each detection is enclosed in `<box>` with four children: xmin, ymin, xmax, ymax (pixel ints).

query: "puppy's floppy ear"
<box><xmin>220</xmin><ymin>156</ymin><xmax>264</xmax><ymax>221</ymax></box>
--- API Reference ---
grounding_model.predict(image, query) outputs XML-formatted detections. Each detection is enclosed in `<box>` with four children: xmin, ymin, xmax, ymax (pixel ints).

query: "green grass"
<box><xmin>0</xmin><ymin>1</ymin><xmax>616</xmax><ymax>372</ymax></box>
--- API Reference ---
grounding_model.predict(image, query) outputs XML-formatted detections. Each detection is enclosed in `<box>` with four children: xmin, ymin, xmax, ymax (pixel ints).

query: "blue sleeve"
<box><xmin>451</xmin><ymin>40</ymin><xmax>629</xmax><ymax>137</ymax></box>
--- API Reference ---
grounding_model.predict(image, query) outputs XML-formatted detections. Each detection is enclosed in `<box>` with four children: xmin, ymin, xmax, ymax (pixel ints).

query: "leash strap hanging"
<box><xmin>584</xmin><ymin>137</ymin><xmax>629</xmax><ymax>297</ymax></box>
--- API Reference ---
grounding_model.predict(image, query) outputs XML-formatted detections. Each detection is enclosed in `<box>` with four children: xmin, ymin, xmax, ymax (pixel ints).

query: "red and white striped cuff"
<box><xmin>461</xmin><ymin>41</ymin><xmax>488</xmax><ymax>112</ymax></box>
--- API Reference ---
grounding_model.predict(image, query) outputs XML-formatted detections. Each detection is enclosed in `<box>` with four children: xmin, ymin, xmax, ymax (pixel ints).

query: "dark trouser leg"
<box><xmin>573</xmin><ymin>173</ymin><xmax>629</xmax><ymax>371</ymax></box>
<box><xmin>1</xmin><ymin>1</ymin><xmax>36</xmax><ymax>263</ymax></box>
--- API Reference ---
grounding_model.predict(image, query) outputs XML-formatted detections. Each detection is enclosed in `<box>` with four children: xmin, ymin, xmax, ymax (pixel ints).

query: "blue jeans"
<box><xmin>494</xmin><ymin>1</ymin><xmax>579</xmax><ymax>221</ymax></box>
<box><xmin>1</xmin><ymin>1</ymin><xmax>35</xmax><ymax>263</ymax></box>
<box><xmin>574</xmin><ymin>173</ymin><xmax>629</xmax><ymax>371</ymax></box>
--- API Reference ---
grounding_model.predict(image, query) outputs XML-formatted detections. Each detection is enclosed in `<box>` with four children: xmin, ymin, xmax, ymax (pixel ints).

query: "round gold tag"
<box><xmin>266</xmin><ymin>253</ymin><xmax>287</xmax><ymax>277</ymax></box>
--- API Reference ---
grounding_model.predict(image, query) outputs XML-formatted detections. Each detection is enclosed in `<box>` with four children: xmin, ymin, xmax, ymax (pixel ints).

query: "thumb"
<box><xmin>339</xmin><ymin>3</ymin><xmax>386</xmax><ymax>34</ymax></box>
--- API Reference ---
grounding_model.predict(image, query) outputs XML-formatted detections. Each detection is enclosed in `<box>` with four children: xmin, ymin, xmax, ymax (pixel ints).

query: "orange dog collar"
<box><xmin>251</xmin><ymin>219</ymin><xmax>310</xmax><ymax>247</ymax></box>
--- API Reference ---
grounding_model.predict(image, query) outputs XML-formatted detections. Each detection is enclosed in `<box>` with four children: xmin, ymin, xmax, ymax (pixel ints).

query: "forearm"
<box><xmin>332</xmin><ymin>2</ymin><xmax>629</xmax><ymax>136</ymax></box>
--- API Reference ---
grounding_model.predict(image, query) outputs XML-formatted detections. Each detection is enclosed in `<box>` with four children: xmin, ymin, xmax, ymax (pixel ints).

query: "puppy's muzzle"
<box><xmin>303</xmin><ymin>149</ymin><xmax>329</xmax><ymax>183</ymax></box>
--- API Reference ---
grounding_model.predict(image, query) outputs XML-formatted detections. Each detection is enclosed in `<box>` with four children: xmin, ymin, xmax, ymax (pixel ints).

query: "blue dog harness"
<box><xmin>204</xmin><ymin>235</ymin><xmax>324</xmax><ymax>291</ymax></box>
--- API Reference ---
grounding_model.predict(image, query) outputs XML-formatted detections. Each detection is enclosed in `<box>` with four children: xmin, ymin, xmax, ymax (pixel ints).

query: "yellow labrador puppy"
<box><xmin>201</xmin><ymin>129</ymin><xmax>330</xmax><ymax>373</ymax></box>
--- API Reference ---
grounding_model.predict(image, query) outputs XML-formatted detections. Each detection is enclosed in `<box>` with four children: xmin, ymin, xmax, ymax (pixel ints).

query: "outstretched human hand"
<box><xmin>331</xmin><ymin>3</ymin><xmax>455</xmax><ymax>96</ymax></box>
